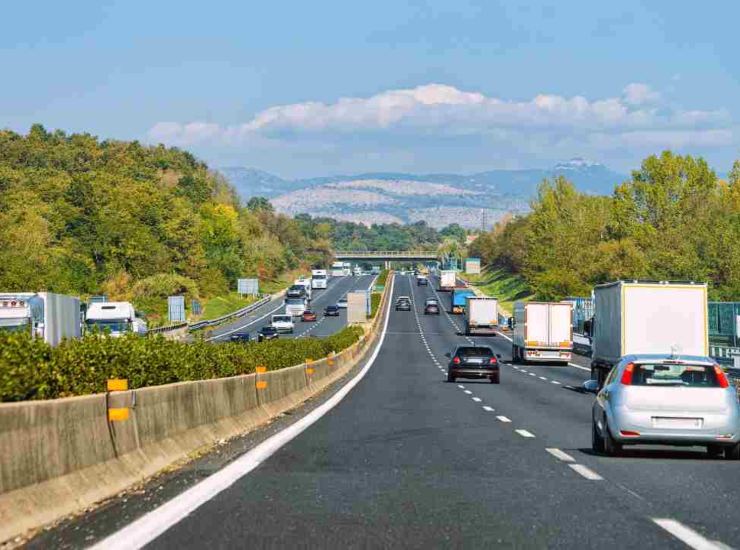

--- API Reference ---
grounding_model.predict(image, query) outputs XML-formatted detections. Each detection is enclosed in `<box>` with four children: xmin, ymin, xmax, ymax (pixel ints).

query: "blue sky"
<box><xmin>2</xmin><ymin>0</ymin><xmax>739</xmax><ymax>177</ymax></box>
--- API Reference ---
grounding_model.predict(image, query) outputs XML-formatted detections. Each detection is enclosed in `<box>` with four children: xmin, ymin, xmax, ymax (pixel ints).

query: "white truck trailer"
<box><xmin>85</xmin><ymin>302</ymin><xmax>147</xmax><ymax>337</ymax></box>
<box><xmin>311</xmin><ymin>269</ymin><xmax>328</xmax><ymax>290</ymax></box>
<box><xmin>512</xmin><ymin>301</ymin><xmax>573</xmax><ymax>364</ymax></box>
<box><xmin>0</xmin><ymin>292</ymin><xmax>81</xmax><ymax>346</ymax></box>
<box><xmin>294</xmin><ymin>278</ymin><xmax>312</xmax><ymax>300</ymax></box>
<box><xmin>590</xmin><ymin>281</ymin><xmax>708</xmax><ymax>387</ymax></box>
<box><xmin>439</xmin><ymin>270</ymin><xmax>457</xmax><ymax>292</ymax></box>
<box><xmin>465</xmin><ymin>297</ymin><xmax>499</xmax><ymax>336</ymax></box>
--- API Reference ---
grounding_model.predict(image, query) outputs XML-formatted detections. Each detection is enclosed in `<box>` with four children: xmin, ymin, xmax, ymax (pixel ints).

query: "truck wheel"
<box><xmin>591</xmin><ymin>421</ymin><xmax>605</xmax><ymax>454</ymax></box>
<box><xmin>724</xmin><ymin>443</ymin><xmax>740</xmax><ymax>460</ymax></box>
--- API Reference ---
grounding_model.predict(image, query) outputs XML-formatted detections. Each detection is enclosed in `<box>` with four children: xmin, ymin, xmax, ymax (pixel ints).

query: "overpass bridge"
<box><xmin>333</xmin><ymin>250</ymin><xmax>439</xmax><ymax>268</ymax></box>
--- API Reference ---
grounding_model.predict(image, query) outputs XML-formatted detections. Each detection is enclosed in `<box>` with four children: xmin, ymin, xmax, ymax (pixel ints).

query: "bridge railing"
<box><xmin>334</xmin><ymin>250</ymin><xmax>438</xmax><ymax>258</ymax></box>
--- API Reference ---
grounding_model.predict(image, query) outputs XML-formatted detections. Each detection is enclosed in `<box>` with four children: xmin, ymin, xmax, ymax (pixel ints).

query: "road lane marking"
<box><xmin>515</xmin><ymin>429</ymin><xmax>535</xmax><ymax>438</ymax></box>
<box><xmin>464</xmin><ymin>390</ymin><xmax>472</xmax><ymax>395</ymax></box>
<box><xmin>651</xmin><ymin>519</ymin><xmax>724</xmax><ymax>550</ymax></box>
<box><xmin>482</xmin><ymin>406</ymin><xmax>494</xmax><ymax>412</ymax></box>
<box><xmin>551</xmin><ymin>380</ymin><xmax>561</xmax><ymax>385</ymax></box>
<box><xmin>546</xmin><ymin>448</ymin><xmax>575</xmax><ymax>462</ymax></box>
<box><xmin>568</xmin><ymin>464</ymin><xmax>603</xmax><ymax>481</ymax></box>
<box><xmin>496</xmin><ymin>416</ymin><xmax>511</xmax><ymax>423</ymax></box>
<box><xmin>568</xmin><ymin>362</ymin><xmax>590</xmax><ymax>372</ymax></box>
<box><xmin>472</xmin><ymin>397</ymin><xmax>482</xmax><ymax>402</ymax></box>
<box><xmin>528</xmin><ymin>373</ymin><xmax>536</xmax><ymax>377</ymax></box>
<box><xmin>539</xmin><ymin>376</ymin><xmax>547</xmax><ymax>380</ymax></box>
<box><xmin>89</xmin><ymin>274</ymin><xmax>397</xmax><ymax>550</ymax></box>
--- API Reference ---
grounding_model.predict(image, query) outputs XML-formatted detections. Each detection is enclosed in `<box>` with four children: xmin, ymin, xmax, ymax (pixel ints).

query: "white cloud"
<box><xmin>146</xmin><ymin>83</ymin><xmax>733</xmax><ymax>161</ymax></box>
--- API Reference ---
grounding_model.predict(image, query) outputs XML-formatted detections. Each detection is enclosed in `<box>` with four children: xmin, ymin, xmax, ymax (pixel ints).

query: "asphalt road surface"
<box><xmin>32</xmin><ymin>273</ymin><xmax>740</xmax><ymax>548</ymax></box>
<box><xmin>207</xmin><ymin>274</ymin><xmax>375</xmax><ymax>342</ymax></box>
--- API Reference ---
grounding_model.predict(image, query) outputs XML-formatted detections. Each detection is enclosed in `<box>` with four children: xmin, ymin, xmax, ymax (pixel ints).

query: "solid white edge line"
<box><xmin>545</xmin><ymin>448</ymin><xmax>575</xmax><ymax>462</ymax></box>
<box><xmin>652</xmin><ymin>518</ymin><xmax>723</xmax><ymax>550</ymax></box>
<box><xmin>568</xmin><ymin>464</ymin><xmax>603</xmax><ymax>481</ymax></box>
<box><xmin>89</xmin><ymin>274</ymin><xmax>397</xmax><ymax>550</ymax></box>
<box><xmin>515</xmin><ymin>429</ymin><xmax>536</xmax><ymax>438</ymax></box>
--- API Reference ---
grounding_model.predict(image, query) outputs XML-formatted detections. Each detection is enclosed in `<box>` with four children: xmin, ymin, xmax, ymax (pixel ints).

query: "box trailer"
<box><xmin>465</xmin><ymin>297</ymin><xmax>499</xmax><ymax>335</ymax></box>
<box><xmin>512</xmin><ymin>302</ymin><xmax>573</xmax><ymax>364</ymax></box>
<box><xmin>0</xmin><ymin>292</ymin><xmax>81</xmax><ymax>346</ymax></box>
<box><xmin>590</xmin><ymin>281</ymin><xmax>708</xmax><ymax>387</ymax></box>
<box><xmin>440</xmin><ymin>270</ymin><xmax>457</xmax><ymax>292</ymax></box>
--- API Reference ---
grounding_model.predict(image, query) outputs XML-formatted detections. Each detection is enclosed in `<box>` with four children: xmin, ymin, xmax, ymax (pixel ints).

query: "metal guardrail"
<box><xmin>188</xmin><ymin>295</ymin><xmax>271</xmax><ymax>331</ymax></box>
<box><xmin>148</xmin><ymin>322</ymin><xmax>188</xmax><ymax>334</ymax></box>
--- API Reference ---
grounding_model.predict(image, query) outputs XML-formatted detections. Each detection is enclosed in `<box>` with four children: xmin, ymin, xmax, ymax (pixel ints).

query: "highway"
<box><xmin>206</xmin><ymin>274</ymin><xmax>375</xmax><ymax>342</ymax></box>
<box><xmin>31</xmin><ymin>273</ymin><xmax>740</xmax><ymax>548</ymax></box>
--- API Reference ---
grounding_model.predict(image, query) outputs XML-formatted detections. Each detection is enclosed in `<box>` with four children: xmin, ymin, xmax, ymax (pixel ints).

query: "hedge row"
<box><xmin>376</xmin><ymin>269</ymin><xmax>389</xmax><ymax>287</ymax></box>
<box><xmin>370</xmin><ymin>292</ymin><xmax>382</xmax><ymax>318</ymax></box>
<box><xmin>0</xmin><ymin>325</ymin><xmax>364</xmax><ymax>402</ymax></box>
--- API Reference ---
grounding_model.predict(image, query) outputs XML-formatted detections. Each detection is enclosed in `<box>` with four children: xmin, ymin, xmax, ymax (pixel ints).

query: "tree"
<box><xmin>246</xmin><ymin>196</ymin><xmax>274</xmax><ymax>212</ymax></box>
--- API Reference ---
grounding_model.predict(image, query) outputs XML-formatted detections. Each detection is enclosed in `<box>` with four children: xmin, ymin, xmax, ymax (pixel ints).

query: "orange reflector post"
<box><xmin>306</xmin><ymin>367</ymin><xmax>315</xmax><ymax>375</ymax></box>
<box><xmin>255</xmin><ymin>366</ymin><xmax>267</xmax><ymax>374</ymax></box>
<box><xmin>108</xmin><ymin>408</ymin><xmax>130</xmax><ymax>422</ymax></box>
<box><xmin>107</xmin><ymin>379</ymin><xmax>128</xmax><ymax>392</ymax></box>
<box><xmin>256</xmin><ymin>380</ymin><xmax>268</xmax><ymax>389</ymax></box>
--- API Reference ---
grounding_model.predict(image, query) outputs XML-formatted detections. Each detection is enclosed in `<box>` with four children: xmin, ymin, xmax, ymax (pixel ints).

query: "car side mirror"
<box><xmin>582</xmin><ymin>379</ymin><xmax>600</xmax><ymax>394</ymax></box>
<box><xmin>496</xmin><ymin>354</ymin><xmax>502</xmax><ymax>359</ymax></box>
<box><xmin>444</xmin><ymin>352</ymin><xmax>451</xmax><ymax>358</ymax></box>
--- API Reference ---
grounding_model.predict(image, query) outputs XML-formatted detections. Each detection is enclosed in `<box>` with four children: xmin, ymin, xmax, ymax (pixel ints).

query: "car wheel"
<box><xmin>707</xmin><ymin>444</ymin><xmax>724</xmax><ymax>458</ymax></box>
<box><xmin>446</xmin><ymin>373</ymin><xmax>455</xmax><ymax>383</ymax></box>
<box><xmin>602</xmin><ymin>420</ymin><xmax>622</xmax><ymax>457</ymax></box>
<box><xmin>490</xmin><ymin>373</ymin><xmax>500</xmax><ymax>384</ymax></box>
<box><xmin>724</xmin><ymin>443</ymin><xmax>740</xmax><ymax>460</ymax></box>
<box><xmin>591</xmin><ymin>421</ymin><xmax>605</xmax><ymax>454</ymax></box>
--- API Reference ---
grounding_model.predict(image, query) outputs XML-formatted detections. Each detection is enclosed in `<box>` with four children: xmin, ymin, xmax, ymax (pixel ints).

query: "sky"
<box><xmin>2</xmin><ymin>0</ymin><xmax>739</xmax><ymax>178</ymax></box>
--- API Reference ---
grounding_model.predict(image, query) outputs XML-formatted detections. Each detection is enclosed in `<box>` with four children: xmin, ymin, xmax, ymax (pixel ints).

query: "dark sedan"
<box><xmin>257</xmin><ymin>325</ymin><xmax>279</xmax><ymax>342</ymax></box>
<box><xmin>324</xmin><ymin>305</ymin><xmax>340</xmax><ymax>316</ymax></box>
<box><xmin>446</xmin><ymin>346</ymin><xmax>501</xmax><ymax>384</ymax></box>
<box><xmin>395</xmin><ymin>297</ymin><xmax>411</xmax><ymax>311</ymax></box>
<box><xmin>229</xmin><ymin>331</ymin><xmax>251</xmax><ymax>342</ymax></box>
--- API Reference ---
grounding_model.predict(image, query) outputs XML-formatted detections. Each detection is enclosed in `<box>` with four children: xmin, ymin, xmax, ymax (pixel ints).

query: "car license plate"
<box><xmin>652</xmin><ymin>417</ymin><xmax>703</xmax><ymax>429</ymax></box>
<box><xmin>466</xmin><ymin>358</ymin><xmax>483</xmax><ymax>365</ymax></box>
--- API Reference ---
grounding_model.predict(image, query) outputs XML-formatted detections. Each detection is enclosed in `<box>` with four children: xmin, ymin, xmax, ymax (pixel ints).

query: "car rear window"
<box><xmin>631</xmin><ymin>363</ymin><xmax>722</xmax><ymax>387</ymax></box>
<box><xmin>273</xmin><ymin>315</ymin><xmax>291</xmax><ymax>323</ymax></box>
<box><xmin>457</xmin><ymin>347</ymin><xmax>493</xmax><ymax>358</ymax></box>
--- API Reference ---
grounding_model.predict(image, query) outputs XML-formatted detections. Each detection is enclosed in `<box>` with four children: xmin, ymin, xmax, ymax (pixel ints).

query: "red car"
<box><xmin>302</xmin><ymin>309</ymin><xmax>317</xmax><ymax>322</ymax></box>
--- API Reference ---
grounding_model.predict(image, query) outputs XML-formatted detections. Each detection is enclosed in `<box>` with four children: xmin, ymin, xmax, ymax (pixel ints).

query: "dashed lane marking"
<box><xmin>546</xmin><ymin>448</ymin><xmax>575</xmax><ymax>462</ymax></box>
<box><xmin>568</xmin><ymin>464</ymin><xmax>603</xmax><ymax>481</ymax></box>
<box><xmin>568</xmin><ymin>362</ymin><xmax>590</xmax><ymax>372</ymax></box>
<box><xmin>551</xmin><ymin>380</ymin><xmax>561</xmax><ymax>385</ymax></box>
<box><xmin>464</xmin><ymin>390</ymin><xmax>472</xmax><ymax>395</ymax></box>
<box><xmin>472</xmin><ymin>397</ymin><xmax>482</xmax><ymax>402</ymax></box>
<box><xmin>515</xmin><ymin>429</ymin><xmax>536</xmax><ymax>438</ymax></box>
<box><xmin>496</xmin><ymin>416</ymin><xmax>511</xmax><ymax>423</ymax></box>
<box><xmin>539</xmin><ymin>376</ymin><xmax>547</xmax><ymax>380</ymax></box>
<box><xmin>482</xmin><ymin>406</ymin><xmax>494</xmax><ymax>412</ymax></box>
<box><xmin>651</xmin><ymin>519</ymin><xmax>724</xmax><ymax>550</ymax></box>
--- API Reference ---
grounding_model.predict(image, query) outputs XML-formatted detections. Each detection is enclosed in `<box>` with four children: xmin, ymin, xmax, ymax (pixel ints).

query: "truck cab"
<box><xmin>85</xmin><ymin>302</ymin><xmax>138</xmax><ymax>337</ymax></box>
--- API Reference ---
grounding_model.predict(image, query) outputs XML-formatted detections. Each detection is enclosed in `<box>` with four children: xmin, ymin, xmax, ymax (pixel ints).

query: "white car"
<box><xmin>271</xmin><ymin>314</ymin><xmax>295</xmax><ymax>333</ymax></box>
<box><xmin>337</xmin><ymin>297</ymin><xmax>348</xmax><ymax>308</ymax></box>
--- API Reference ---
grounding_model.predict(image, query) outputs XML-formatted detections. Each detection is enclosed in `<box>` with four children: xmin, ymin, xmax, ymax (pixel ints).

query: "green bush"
<box><xmin>370</xmin><ymin>292</ymin><xmax>381</xmax><ymax>318</ymax></box>
<box><xmin>376</xmin><ymin>269</ymin><xmax>389</xmax><ymax>287</ymax></box>
<box><xmin>0</xmin><ymin>325</ymin><xmax>364</xmax><ymax>402</ymax></box>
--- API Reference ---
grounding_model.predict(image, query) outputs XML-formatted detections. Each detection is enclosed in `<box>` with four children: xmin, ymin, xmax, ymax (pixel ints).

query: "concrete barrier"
<box><xmin>0</xmin><ymin>273</ymin><xmax>393</xmax><ymax>544</ymax></box>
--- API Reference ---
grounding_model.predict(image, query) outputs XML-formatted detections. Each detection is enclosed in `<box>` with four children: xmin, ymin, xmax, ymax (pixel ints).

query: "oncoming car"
<box><xmin>257</xmin><ymin>325</ymin><xmax>279</xmax><ymax>342</ymax></box>
<box><xmin>271</xmin><ymin>314</ymin><xmax>294</xmax><ymax>333</ymax></box>
<box><xmin>324</xmin><ymin>305</ymin><xmax>340</xmax><ymax>316</ymax></box>
<box><xmin>337</xmin><ymin>296</ymin><xmax>348</xmax><ymax>309</ymax></box>
<box><xmin>591</xmin><ymin>354</ymin><xmax>740</xmax><ymax>459</ymax></box>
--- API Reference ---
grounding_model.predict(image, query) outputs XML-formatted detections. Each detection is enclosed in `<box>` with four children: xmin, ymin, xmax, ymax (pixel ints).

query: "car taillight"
<box><xmin>714</xmin><ymin>365</ymin><xmax>730</xmax><ymax>389</ymax></box>
<box><xmin>489</xmin><ymin>357</ymin><xmax>497</xmax><ymax>365</ymax></box>
<box><xmin>452</xmin><ymin>357</ymin><xmax>461</xmax><ymax>365</ymax></box>
<box><xmin>620</xmin><ymin>363</ymin><xmax>634</xmax><ymax>385</ymax></box>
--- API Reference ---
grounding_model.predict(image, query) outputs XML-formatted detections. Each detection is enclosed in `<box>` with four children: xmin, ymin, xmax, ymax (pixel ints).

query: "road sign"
<box><xmin>237</xmin><ymin>278</ymin><xmax>259</xmax><ymax>296</ymax></box>
<box><xmin>168</xmin><ymin>295</ymin><xmax>186</xmax><ymax>323</ymax></box>
<box><xmin>191</xmin><ymin>299</ymin><xmax>202</xmax><ymax>316</ymax></box>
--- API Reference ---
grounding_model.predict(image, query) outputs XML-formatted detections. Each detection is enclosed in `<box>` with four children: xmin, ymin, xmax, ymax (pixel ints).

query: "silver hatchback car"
<box><xmin>592</xmin><ymin>354</ymin><xmax>740</xmax><ymax>459</ymax></box>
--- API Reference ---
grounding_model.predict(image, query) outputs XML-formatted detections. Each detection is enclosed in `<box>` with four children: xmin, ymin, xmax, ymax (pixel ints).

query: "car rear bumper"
<box><xmin>523</xmin><ymin>349</ymin><xmax>571</xmax><ymax>362</ymax></box>
<box><xmin>449</xmin><ymin>367</ymin><xmax>499</xmax><ymax>379</ymax></box>
<box><xmin>608</xmin><ymin>408</ymin><xmax>740</xmax><ymax>445</ymax></box>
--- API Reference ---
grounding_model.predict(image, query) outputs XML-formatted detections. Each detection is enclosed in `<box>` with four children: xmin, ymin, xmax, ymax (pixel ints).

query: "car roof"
<box><xmin>454</xmin><ymin>345</ymin><xmax>494</xmax><ymax>352</ymax></box>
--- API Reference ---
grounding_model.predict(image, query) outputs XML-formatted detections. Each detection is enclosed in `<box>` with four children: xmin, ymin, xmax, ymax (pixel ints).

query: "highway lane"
<box><xmin>133</xmin><ymin>273</ymin><xmax>689</xmax><ymax>548</ymax></box>
<box><xmin>412</xmin><ymin>274</ymin><xmax>740</xmax><ymax>548</ymax></box>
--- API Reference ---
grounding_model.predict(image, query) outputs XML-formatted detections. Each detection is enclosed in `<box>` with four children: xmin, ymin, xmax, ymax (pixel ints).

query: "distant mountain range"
<box><xmin>219</xmin><ymin>159</ymin><xmax>627</xmax><ymax>229</ymax></box>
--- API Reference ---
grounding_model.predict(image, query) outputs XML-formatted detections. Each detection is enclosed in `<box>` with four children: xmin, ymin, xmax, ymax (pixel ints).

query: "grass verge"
<box><xmin>464</xmin><ymin>267</ymin><xmax>534</xmax><ymax>314</ymax></box>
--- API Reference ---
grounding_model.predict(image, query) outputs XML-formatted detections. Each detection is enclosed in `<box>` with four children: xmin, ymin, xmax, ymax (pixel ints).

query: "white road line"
<box><xmin>651</xmin><ymin>519</ymin><xmax>723</xmax><ymax>550</ymax></box>
<box><xmin>482</xmin><ymin>406</ymin><xmax>494</xmax><ymax>412</ymax></box>
<box><xmin>515</xmin><ymin>429</ymin><xmax>536</xmax><ymax>438</ymax></box>
<box><xmin>551</xmin><ymin>380</ymin><xmax>561</xmax><ymax>385</ymax></box>
<box><xmin>464</xmin><ymin>390</ymin><xmax>472</xmax><ymax>395</ymax></box>
<box><xmin>472</xmin><ymin>397</ymin><xmax>482</xmax><ymax>402</ymax></box>
<box><xmin>496</xmin><ymin>416</ymin><xmax>511</xmax><ymax>423</ymax></box>
<box><xmin>545</xmin><ymin>448</ymin><xmax>575</xmax><ymax>462</ymax></box>
<box><xmin>568</xmin><ymin>362</ymin><xmax>590</xmax><ymax>372</ymax></box>
<box><xmin>495</xmin><ymin>331</ymin><xmax>512</xmax><ymax>341</ymax></box>
<box><xmin>457</xmin><ymin>384</ymin><xmax>465</xmax><ymax>389</ymax></box>
<box><xmin>539</xmin><ymin>376</ymin><xmax>547</xmax><ymax>381</ymax></box>
<box><xmin>89</xmin><ymin>274</ymin><xmax>397</xmax><ymax>550</ymax></box>
<box><xmin>528</xmin><ymin>373</ymin><xmax>536</xmax><ymax>377</ymax></box>
<box><xmin>568</xmin><ymin>464</ymin><xmax>603</xmax><ymax>481</ymax></box>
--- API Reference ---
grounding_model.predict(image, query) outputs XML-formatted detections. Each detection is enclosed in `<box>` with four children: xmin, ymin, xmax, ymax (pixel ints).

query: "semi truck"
<box><xmin>331</xmin><ymin>261</ymin><xmax>346</xmax><ymax>277</ymax></box>
<box><xmin>85</xmin><ymin>302</ymin><xmax>147</xmax><ymax>337</ymax></box>
<box><xmin>440</xmin><ymin>270</ymin><xmax>457</xmax><ymax>292</ymax></box>
<box><xmin>294</xmin><ymin>278</ymin><xmax>312</xmax><ymax>301</ymax></box>
<box><xmin>451</xmin><ymin>288</ymin><xmax>476</xmax><ymax>314</ymax></box>
<box><xmin>0</xmin><ymin>292</ymin><xmax>81</xmax><ymax>346</ymax></box>
<box><xmin>284</xmin><ymin>297</ymin><xmax>307</xmax><ymax>317</ymax></box>
<box><xmin>590</xmin><ymin>281</ymin><xmax>708</xmax><ymax>387</ymax></box>
<box><xmin>311</xmin><ymin>269</ymin><xmax>328</xmax><ymax>290</ymax></box>
<box><xmin>465</xmin><ymin>297</ymin><xmax>499</xmax><ymax>335</ymax></box>
<box><xmin>512</xmin><ymin>302</ymin><xmax>573</xmax><ymax>364</ymax></box>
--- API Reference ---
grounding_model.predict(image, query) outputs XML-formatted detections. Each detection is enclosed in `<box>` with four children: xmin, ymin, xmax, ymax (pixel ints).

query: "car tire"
<box><xmin>446</xmin><ymin>373</ymin><xmax>455</xmax><ymax>383</ymax></box>
<box><xmin>591</xmin><ymin>421</ymin><xmax>605</xmax><ymax>454</ymax></box>
<box><xmin>707</xmin><ymin>444</ymin><xmax>724</xmax><ymax>458</ymax></box>
<box><xmin>724</xmin><ymin>443</ymin><xmax>740</xmax><ymax>460</ymax></box>
<box><xmin>490</xmin><ymin>373</ymin><xmax>500</xmax><ymax>384</ymax></box>
<box><xmin>602</xmin><ymin>420</ymin><xmax>622</xmax><ymax>457</ymax></box>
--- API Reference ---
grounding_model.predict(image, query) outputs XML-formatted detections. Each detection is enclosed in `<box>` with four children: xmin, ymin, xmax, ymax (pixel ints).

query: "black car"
<box><xmin>395</xmin><ymin>297</ymin><xmax>411</xmax><ymax>311</ymax></box>
<box><xmin>424</xmin><ymin>299</ymin><xmax>440</xmax><ymax>315</ymax></box>
<box><xmin>417</xmin><ymin>277</ymin><xmax>428</xmax><ymax>286</ymax></box>
<box><xmin>324</xmin><ymin>305</ymin><xmax>340</xmax><ymax>316</ymax></box>
<box><xmin>257</xmin><ymin>325</ymin><xmax>279</xmax><ymax>342</ymax></box>
<box><xmin>229</xmin><ymin>331</ymin><xmax>251</xmax><ymax>342</ymax></box>
<box><xmin>446</xmin><ymin>346</ymin><xmax>501</xmax><ymax>384</ymax></box>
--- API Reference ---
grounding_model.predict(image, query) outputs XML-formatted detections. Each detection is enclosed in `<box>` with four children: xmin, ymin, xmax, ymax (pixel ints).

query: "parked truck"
<box><xmin>440</xmin><ymin>270</ymin><xmax>457</xmax><ymax>292</ymax></box>
<box><xmin>590</xmin><ymin>281</ymin><xmax>708</xmax><ymax>387</ymax></box>
<box><xmin>0</xmin><ymin>292</ymin><xmax>81</xmax><ymax>346</ymax></box>
<box><xmin>85</xmin><ymin>301</ymin><xmax>147</xmax><ymax>337</ymax></box>
<box><xmin>512</xmin><ymin>301</ymin><xmax>573</xmax><ymax>364</ymax></box>
<box><xmin>465</xmin><ymin>297</ymin><xmax>499</xmax><ymax>335</ymax></box>
<box><xmin>451</xmin><ymin>288</ymin><xmax>476</xmax><ymax>314</ymax></box>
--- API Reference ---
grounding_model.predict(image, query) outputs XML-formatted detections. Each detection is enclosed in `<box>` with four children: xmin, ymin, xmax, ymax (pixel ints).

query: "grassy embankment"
<box><xmin>464</xmin><ymin>267</ymin><xmax>534</xmax><ymax>315</ymax></box>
